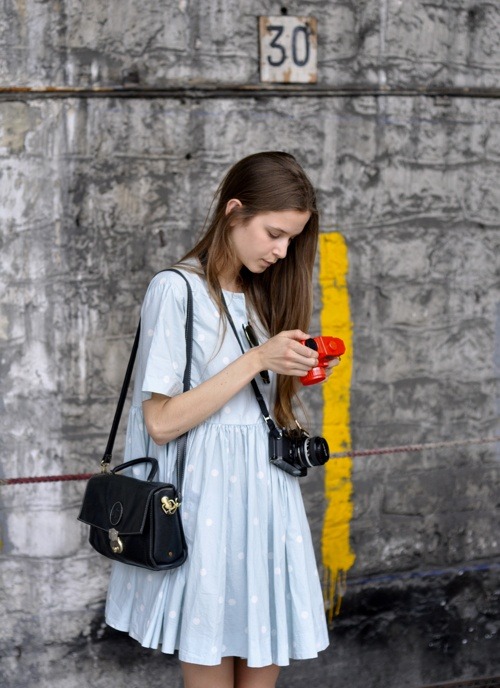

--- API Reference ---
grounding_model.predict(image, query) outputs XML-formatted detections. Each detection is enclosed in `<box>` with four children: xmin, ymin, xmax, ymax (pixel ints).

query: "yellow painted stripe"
<box><xmin>319</xmin><ymin>232</ymin><xmax>356</xmax><ymax>620</ymax></box>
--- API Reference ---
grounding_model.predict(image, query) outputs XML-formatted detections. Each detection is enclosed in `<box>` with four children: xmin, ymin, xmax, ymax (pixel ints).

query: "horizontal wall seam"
<box><xmin>2</xmin><ymin>84</ymin><xmax>500</xmax><ymax>100</ymax></box>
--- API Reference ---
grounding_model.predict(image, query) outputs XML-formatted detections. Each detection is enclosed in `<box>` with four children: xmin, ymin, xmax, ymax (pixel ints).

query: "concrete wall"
<box><xmin>1</xmin><ymin>2</ymin><xmax>499</xmax><ymax>687</ymax></box>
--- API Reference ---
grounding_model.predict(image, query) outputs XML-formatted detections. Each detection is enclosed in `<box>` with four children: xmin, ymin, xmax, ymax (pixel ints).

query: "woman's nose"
<box><xmin>273</xmin><ymin>239</ymin><xmax>289</xmax><ymax>260</ymax></box>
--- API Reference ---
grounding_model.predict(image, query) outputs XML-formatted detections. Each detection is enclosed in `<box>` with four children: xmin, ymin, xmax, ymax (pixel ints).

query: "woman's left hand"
<box><xmin>323</xmin><ymin>356</ymin><xmax>341</xmax><ymax>382</ymax></box>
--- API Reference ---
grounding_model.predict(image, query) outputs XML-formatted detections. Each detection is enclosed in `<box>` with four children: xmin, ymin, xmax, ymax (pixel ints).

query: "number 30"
<box><xmin>266</xmin><ymin>24</ymin><xmax>311</xmax><ymax>68</ymax></box>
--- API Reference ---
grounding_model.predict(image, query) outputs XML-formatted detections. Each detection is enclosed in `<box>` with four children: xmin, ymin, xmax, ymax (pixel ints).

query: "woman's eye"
<box><xmin>268</xmin><ymin>232</ymin><xmax>280</xmax><ymax>239</ymax></box>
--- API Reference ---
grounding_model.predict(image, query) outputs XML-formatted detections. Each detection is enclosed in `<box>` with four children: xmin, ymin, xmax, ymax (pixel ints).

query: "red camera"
<box><xmin>300</xmin><ymin>336</ymin><xmax>346</xmax><ymax>386</ymax></box>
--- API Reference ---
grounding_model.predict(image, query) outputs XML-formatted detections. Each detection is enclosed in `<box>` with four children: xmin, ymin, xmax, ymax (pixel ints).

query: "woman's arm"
<box><xmin>143</xmin><ymin>330</ymin><xmax>319</xmax><ymax>445</ymax></box>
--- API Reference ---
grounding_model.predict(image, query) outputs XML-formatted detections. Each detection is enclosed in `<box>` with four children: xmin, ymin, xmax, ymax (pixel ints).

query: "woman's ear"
<box><xmin>225</xmin><ymin>198</ymin><xmax>243</xmax><ymax>215</ymax></box>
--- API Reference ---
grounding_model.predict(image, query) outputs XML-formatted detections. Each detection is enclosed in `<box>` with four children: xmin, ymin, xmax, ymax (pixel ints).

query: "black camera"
<box><xmin>269</xmin><ymin>427</ymin><xmax>330</xmax><ymax>477</ymax></box>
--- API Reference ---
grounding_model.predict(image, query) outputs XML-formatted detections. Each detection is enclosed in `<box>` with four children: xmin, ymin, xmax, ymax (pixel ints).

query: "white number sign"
<box><xmin>259</xmin><ymin>16</ymin><xmax>318</xmax><ymax>84</ymax></box>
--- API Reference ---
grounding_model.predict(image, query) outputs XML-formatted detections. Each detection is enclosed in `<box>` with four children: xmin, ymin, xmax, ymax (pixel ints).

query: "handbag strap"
<box><xmin>101</xmin><ymin>269</ymin><xmax>194</xmax><ymax>496</ymax></box>
<box><xmin>220</xmin><ymin>294</ymin><xmax>280</xmax><ymax>437</ymax></box>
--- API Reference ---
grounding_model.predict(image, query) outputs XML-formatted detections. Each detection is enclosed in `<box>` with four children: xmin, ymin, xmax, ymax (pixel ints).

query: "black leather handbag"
<box><xmin>78</xmin><ymin>269</ymin><xmax>192</xmax><ymax>571</ymax></box>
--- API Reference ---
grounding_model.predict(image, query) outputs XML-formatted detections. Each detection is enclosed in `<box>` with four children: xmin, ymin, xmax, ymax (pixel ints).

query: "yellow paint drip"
<box><xmin>319</xmin><ymin>232</ymin><xmax>355</xmax><ymax>622</ymax></box>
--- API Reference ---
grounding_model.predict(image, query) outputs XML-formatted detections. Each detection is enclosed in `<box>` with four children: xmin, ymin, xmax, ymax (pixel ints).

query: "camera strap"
<box><xmin>220</xmin><ymin>293</ymin><xmax>281</xmax><ymax>438</ymax></box>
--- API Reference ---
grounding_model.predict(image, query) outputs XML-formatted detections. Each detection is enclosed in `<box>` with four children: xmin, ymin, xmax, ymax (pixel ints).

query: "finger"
<box><xmin>281</xmin><ymin>329</ymin><xmax>312</xmax><ymax>341</ymax></box>
<box><xmin>288</xmin><ymin>347</ymin><xmax>319</xmax><ymax>367</ymax></box>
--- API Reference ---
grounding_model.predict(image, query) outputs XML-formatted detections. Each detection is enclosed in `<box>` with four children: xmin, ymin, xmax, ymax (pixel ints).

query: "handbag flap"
<box><xmin>78</xmin><ymin>472</ymin><xmax>176</xmax><ymax>536</ymax></box>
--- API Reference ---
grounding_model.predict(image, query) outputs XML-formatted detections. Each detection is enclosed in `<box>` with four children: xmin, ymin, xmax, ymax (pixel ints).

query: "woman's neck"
<box><xmin>219</xmin><ymin>277</ymin><xmax>243</xmax><ymax>293</ymax></box>
<box><xmin>218</xmin><ymin>265</ymin><xmax>243</xmax><ymax>293</ymax></box>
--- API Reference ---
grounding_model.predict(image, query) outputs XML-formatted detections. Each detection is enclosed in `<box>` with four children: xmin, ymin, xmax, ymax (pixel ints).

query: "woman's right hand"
<box><xmin>255</xmin><ymin>330</ymin><xmax>319</xmax><ymax>377</ymax></box>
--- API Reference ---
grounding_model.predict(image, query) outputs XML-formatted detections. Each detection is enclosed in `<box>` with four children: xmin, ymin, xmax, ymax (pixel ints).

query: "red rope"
<box><xmin>330</xmin><ymin>435</ymin><xmax>500</xmax><ymax>459</ymax></box>
<box><xmin>1</xmin><ymin>436</ymin><xmax>499</xmax><ymax>486</ymax></box>
<box><xmin>1</xmin><ymin>473</ymin><xmax>94</xmax><ymax>486</ymax></box>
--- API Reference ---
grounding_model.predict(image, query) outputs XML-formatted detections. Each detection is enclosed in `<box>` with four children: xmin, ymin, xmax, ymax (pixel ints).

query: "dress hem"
<box><xmin>105</xmin><ymin>616</ymin><xmax>329</xmax><ymax>668</ymax></box>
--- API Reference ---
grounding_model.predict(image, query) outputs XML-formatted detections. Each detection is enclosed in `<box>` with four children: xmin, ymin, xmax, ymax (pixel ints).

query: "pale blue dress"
<box><xmin>105</xmin><ymin>267</ymin><xmax>329</xmax><ymax>667</ymax></box>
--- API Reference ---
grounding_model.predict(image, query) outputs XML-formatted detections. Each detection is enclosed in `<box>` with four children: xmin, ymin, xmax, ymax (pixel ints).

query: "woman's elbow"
<box><xmin>144</xmin><ymin>415</ymin><xmax>178</xmax><ymax>446</ymax></box>
<box><xmin>143</xmin><ymin>398</ymin><xmax>175</xmax><ymax>445</ymax></box>
<box><xmin>146</xmin><ymin>421</ymin><xmax>170</xmax><ymax>446</ymax></box>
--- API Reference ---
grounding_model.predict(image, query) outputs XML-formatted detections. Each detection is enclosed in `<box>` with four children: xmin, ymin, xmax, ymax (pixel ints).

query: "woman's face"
<box><xmin>227</xmin><ymin>202</ymin><xmax>311</xmax><ymax>275</ymax></box>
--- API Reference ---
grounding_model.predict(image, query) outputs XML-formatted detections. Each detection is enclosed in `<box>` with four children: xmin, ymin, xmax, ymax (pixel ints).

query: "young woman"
<box><xmin>105</xmin><ymin>152</ymin><xmax>339</xmax><ymax>688</ymax></box>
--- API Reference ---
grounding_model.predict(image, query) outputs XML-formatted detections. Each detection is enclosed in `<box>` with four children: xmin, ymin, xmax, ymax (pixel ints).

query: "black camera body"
<box><xmin>269</xmin><ymin>427</ymin><xmax>330</xmax><ymax>477</ymax></box>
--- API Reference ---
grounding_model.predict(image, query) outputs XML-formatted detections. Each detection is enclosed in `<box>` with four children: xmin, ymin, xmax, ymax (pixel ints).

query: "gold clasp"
<box><xmin>108</xmin><ymin>528</ymin><xmax>123</xmax><ymax>554</ymax></box>
<box><xmin>161</xmin><ymin>496</ymin><xmax>180</xmax><ymax>515</ymax></box>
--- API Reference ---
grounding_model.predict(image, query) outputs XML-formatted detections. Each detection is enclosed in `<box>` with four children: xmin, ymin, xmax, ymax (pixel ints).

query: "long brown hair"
<box><xmin>180</xmin><ymin>151</ymin><xmax>319</xmax><ymax>428</ymax></box>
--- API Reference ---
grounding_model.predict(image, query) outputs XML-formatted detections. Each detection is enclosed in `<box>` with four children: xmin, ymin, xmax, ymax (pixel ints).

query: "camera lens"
<box><xmin>297</xmin><ymin>436</ymin><xmax>330</xmax><ymax>468</ymax></box>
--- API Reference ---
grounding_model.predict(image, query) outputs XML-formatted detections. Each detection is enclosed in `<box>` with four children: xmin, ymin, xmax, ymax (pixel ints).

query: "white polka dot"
<box><xmin>218</xmin><ymin>596</ymin><xmax>224</xmax><ymax>604</ymax></box>
<box><xmin>274</xmin><ymin>567</ymin><xmax>281</xmax><ymax>575</ymax></box>
<box><xmin>172</xmin><ymin>361</ymin><xmax>179</xmax><ymax>370</ymax></box>
<box><xmin>257</xmin><ymin>471</ymin><xmax>264</xmax><ymax>479</ymax></box>
<box><xmin>133</xmin><ymin>466</ymin><xmax>141</xmax><ymax>476</ymax></box>
<box><xmin>288</xmin><ymin>565</ymin><xmax>294</xmax><ymax>573</ymax></box>
<box><xmin>224</xmin><ymin>406</ymin><xmax>231</xmax><ymax>414</ymax></box>
<box><xmin>127</xmin><ymin>582</ymin><xmax>132</xmax><ymax>590</ymax></box>
<box><xmin>183</xmin><ymin>511</ymin><xmax>189</xmax><ymax>520</ymax></box>
<box><xmin>251</xmin><ymin>595</ymin><xmax>258</xmax><ymax>604</ymax></box>
<box><xmin>159</xmin><ymin>278</ymin><xmax>166</xmax><ymax>285</ymax></box>
<box><xmin>187</xmin><ymin>464</ymin><xmax>195</xmax><ymax>473</ymax></box>
<box><xmin>296</xmin><ymin>535</ymin><xmax>303</xmax><ymax>543</ymax></box>
<box><xmin>147</xmin><ymin>329</ymin><xmax>154</xmax><ymax>337</ymax></box>
<box><xmin>147</xmin><ymin>574</ymin><xmax>153</xmax><ymax>582</ymax></box>
<box><xmin>222</xmin><ymin>644</ymin><xmax>227</xmax><ymax>652</ymax></box>
<box><xmin>211</xmin><ymin>646</ymin><xmax>218</xmax><ymax>654</ymax></box>
<box><xmin>228</xmin><ymin>598</ymin><xmax>236</xmax><ymax>606</ymax></box>
<box><xmin>168</xmin><ymin>610</ymin><xmax>177</xmax><ymax>619</ymax></box>
<box><xmin>238</xmin><ymin>552</ymin><xmax>245</xmax><ymax>560</ymax></box>
<box><xmin>127</xmin><ymin>437</ymin><xmax>132</xmax><ymax>444</ymax></box>
<box><xmin>281</xmin><ymin>534</ymin><xmax>286</xmax><ymax>543</ymax></box>
<box><xmin>253</xmin><ymin>517</ymin><xmax>259</xmax><ymax>526</ymax></box>
<box><xmin>193</xmin><ymin>617</ymin><xmax>201</xmax><ymax>625</ymax></box>
<box><xmin>211</xmin><ymin>469</ymin><xmax>219</xmax><ymax>477</ymax></box>
<box><xmin>135</xmin><ymin>592</ymin><xmax>140</xmax><ymax>599</ymax></box>
<box><xmin>223</xmin><ymin>357</ymin><xmax>230</xmax><ymax>365</ymax></box>
<box><xmin>206</xmin><ymin>518</ymin><xmax>213</xmax><ymax>527</ymax></box>
<box><xmin>229</xmin><ymin>475</ymin><xmax>237</xmax><ymax>483</ymax></box>
<box><xmin>200</xmin><ymin>568</ymin><xmax>207</xmax><ymax>576</ymax></box>
<box><xmin>261</xmin><ymin>626</ymin><xmax>267</xmax><ymax>634</ymax></box>
<box><xmin>163</xmin><ymin>375</ymin><xmax>170</xmax><ymax>384</ymax></box>
<box><xmin>159</xmin><ymin>591</ymin><xmax>163</xmax><ymax>599</ymax></box>
<box><xmin>301</xmin><ymin>611</ymin><xmax>309</xmax><ymax>620</ymax></box>
<box><xmin>166</xmin><ymin>328</ymin><xmax>171</xmax><ymax>338</ymax></box>
<box><xmin>198</xmin><ymin>333</ymin><xmax>205</xmax><ymax>342</ymax></box>
<box><xmin>140</xmin><ymin>604</ymin><xmax>145</xmax><ymax>612</ymax></box>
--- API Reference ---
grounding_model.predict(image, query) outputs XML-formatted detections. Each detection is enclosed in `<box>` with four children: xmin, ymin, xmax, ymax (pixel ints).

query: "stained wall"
<box><xmin>1</xmin><ymin>2</ymin><xmax>499</xmax><ymax>687</ymax></box>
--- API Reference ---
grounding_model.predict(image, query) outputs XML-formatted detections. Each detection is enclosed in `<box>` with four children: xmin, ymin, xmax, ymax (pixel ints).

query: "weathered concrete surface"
<box><xmin>1</xmin><ymin>92</ymin><xmax>499</xmax><ymax>687</ymax></box>
<box><xmin>1</xmin><ymin>2</ymin><xmax>500</xmax><ymax>687</ymax></box>
<box><xmin>1</xmin><ymin>0</ymin><xmax>500</xmax><ymax>89</ymax></box>
<box><xmin>1</xmin><ymin>569</ymin><xmax>498</xmax><ymax>687</ymax></box>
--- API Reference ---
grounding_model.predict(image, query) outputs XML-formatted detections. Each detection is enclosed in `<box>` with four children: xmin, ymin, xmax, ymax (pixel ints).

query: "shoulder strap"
<box><xmin>220</xmin><ymin>293</ymin><xmax>279</xmax><ymax>436</ymax></box>
<box><xmin>101</xmin><ymin>269</ymin><xmax>194</xmax><ymax>496</ymax></box>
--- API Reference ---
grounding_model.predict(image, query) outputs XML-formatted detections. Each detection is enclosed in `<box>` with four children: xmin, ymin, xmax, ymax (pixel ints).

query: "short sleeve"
<box><xmin>139</xmin><ymin>271</ymin><xmax>188</xmax><ymax>401</ymax></box>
